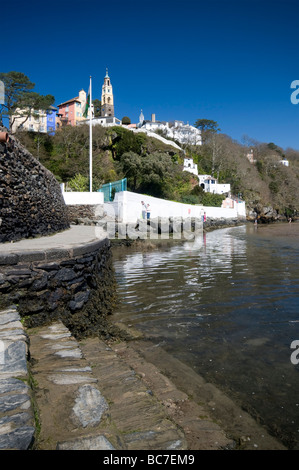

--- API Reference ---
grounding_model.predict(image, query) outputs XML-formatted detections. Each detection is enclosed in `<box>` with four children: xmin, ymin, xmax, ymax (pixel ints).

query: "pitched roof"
<box><xmin>57</xmin><ymin>96</ymin><xmax>80</xmax><ymax>107</ymax></box>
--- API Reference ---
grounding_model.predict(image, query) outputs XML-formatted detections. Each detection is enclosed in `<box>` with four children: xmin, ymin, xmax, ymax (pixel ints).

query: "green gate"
<box><xmin>98</xmin><ymin>178</ymin><xmax>127</xmax><ymax>202</ymax></box>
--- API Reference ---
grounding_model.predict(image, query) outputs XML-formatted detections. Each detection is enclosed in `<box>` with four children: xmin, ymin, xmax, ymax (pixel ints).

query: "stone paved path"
<box><xmin>0</xmin><ymin>306</ymin><xmax>35</xmax><ymax>450</ymax></box>
<box><xmin>27</xmin><ymin>321</ymin><xmax>188</xmax><ymax>450</ymax></box>
<box><xmin>28</xmin><ymin>321</ymin><xmax>117</xmax><ymax>450</ymax></box>
<box><xmin>27</xmin><ymin>321</ymin><xmax>235</xmax><ymax>450</ymax></box>
<box><xmin>0</xmin><ymin>310</ymin><xmax>287</xmax><ymax>450</ymax></box>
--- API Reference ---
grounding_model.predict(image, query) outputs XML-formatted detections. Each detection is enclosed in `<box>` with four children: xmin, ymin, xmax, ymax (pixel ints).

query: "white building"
<box><xmin>279</xmin><ymin>158</ymin><xmax>289</xmax><ymax>167</ymax></box>
<box><xmin>138</xmin><ymin>112</ymin><xmax>202</xmax><ymax>146</ymax></box>
<box><xmin>11</xmin><ymin>108</ymin><xmax>47</xmax><ymax>133</ymax></box>
<box><xmin>183</xmin><ymin>157</ymin><xmax>231</xmax><ymax>195</ymax></box>
<box><xmin>167</xmin><ymin>120</ymin><xmax>202</xmax><ymax>146</ymax></box>
<box><xmin>246</xmin><ymin>149</ymin><xmax>256</xmax><ymax>164</ymax></box>
<box><xmin>198</xmin><ymin>174</ymin><xmax>231</xmax><ymax>195</ymax></box>
<box><xmin>11</xmin><ymin>106</ymin><xmax>58</xmax><ymax>134</ymax></box>
<box><xmin>183</xmin><ymin>157</ymin><xmax>198</xmax><ymax>177</ymax></box>
<box><xmin>90</xmin><ymin>116</ymin><xmax>122</xmax><ymax>127</ymax></box>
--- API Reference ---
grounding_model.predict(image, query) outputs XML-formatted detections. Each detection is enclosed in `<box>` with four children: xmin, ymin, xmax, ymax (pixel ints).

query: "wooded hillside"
<box><xmin>16</xmin><ymin>124</ymin><xmax>299</xmax><ymax>219</ymax></box>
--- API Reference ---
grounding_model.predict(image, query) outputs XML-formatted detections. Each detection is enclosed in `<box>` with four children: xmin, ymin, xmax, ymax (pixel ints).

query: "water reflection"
<box><xmin>112</xmin><ymin>224</ymin><xmax>299</xmax><ymax>448</ymax></box>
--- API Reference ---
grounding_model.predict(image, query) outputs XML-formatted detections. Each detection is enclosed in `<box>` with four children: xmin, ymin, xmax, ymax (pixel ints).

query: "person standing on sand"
<box><xmin>146</xmin><ymin>204</ymin><xmax>151</xmax><ymax>220</ymax></box>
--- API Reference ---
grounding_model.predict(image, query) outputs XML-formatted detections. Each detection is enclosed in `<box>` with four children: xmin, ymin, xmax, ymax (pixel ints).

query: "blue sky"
<box><xmin>2</xmin><ymin>0</ymin><xmax>299</xmax><ymax>150</ymax></box>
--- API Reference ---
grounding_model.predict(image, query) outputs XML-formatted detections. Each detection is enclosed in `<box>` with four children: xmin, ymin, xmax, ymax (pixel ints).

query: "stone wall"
<box><xmin>67</xmin><ymin>204</ymin><xmax>104</xmax><ymax>225</ymax></box>
<box><xmin>0</xmin><ymin>128</ymin><xmax>69</xmax><ymax>243</ymax></box>
<box><xmin>0</xmin><ymin>238</ymin><xmax>116</xmax><ymax>339</ymax></box>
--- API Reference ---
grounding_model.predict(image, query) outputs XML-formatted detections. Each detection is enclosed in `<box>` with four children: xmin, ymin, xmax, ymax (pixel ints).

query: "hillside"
<box><xmin>16</xmin><ymin>125</ymin><xmax>299</xmax><ymax>221</ymax></box>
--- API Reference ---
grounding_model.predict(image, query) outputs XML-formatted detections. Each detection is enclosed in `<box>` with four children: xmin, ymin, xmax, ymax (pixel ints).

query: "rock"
<box><xmin>0</xmin><ymin>424</ymin><xmax>35</xmax><ymax>450</ymax></box>
<box><xmin>69</xmin><ymin>291</ymin><xmax>90</xmax><ymax>311</ymax></box>
<box><xmin>72</xmin><ymin>384</ymin><xmax>109</xmax><ymax>427</ymax></box>
<box><xmin>0</xmin><ymin>341</ymin><xmax>28</xmax><ymax>379</ymax></box>
<box><xmin>56</xmin><ymin>434</ymin><xmax>115</xmax><ymax>450</ymax></box>
<box><xmin>54</xmin><ymin>268</ymin><xmax>77</xmax><ymax>282</ymax></box>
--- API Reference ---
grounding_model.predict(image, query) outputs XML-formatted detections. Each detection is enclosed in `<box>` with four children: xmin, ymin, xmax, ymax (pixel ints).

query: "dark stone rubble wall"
<box><xmin>67</xmin><ymin>204</ymin><xmax>103</xmax><ymax>225</ymax></box>
<box><xmin>0</xmin><ymin>128</ymin><xmax>69</xmax><ymax>243</ymax></box>
<box><xmin>0</xmin><ymin>238</ymin><xmax>116</xmax><ymax>339</ymax></box>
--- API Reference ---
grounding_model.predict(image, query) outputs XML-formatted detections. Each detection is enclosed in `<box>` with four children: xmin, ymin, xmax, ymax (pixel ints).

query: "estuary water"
<box><xmin>111</xmin><ymin>222</ymin><xmax>299</xmax><ymax>449</ymax></box>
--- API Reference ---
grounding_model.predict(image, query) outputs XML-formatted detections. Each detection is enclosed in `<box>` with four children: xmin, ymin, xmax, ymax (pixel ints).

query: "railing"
<box><xmin>98</xmin><ymin>178</ymin><xmax>127</xmax><ymax>202</ymax></box>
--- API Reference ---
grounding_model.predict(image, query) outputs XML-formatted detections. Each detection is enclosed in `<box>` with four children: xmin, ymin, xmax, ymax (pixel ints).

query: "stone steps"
<box><xmin>0</xmin><ymin>306</ymin><xmax>35</xmax><ymax>450</ymax></box>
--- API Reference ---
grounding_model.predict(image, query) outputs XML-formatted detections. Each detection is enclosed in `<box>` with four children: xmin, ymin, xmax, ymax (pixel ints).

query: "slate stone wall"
<box><xmin>0</xmin><ymin>238</ymin><xmax>116</xmax><ymax>339</ymax></box>
<box><xmin>0</xmin><ymin>128</ymin><xmax>69</xmax><ymax>243</ymax></box>
<box><xmin>67</xmin><ymin>204</ymin><xmax>104</xmax><ymax>225</ymax></box>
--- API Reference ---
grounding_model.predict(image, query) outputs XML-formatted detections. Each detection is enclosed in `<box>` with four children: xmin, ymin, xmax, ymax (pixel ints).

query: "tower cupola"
<box><xmin>101</xmin><ymin>68</ymin><xmax>114</xmax><ymax>117</ymax></box>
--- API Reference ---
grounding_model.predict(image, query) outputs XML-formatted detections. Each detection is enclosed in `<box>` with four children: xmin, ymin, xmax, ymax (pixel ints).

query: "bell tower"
<box><xmin>101</xmin><ymin>68</ymin><xmax>114</xmax><ymax>117</ymax></box>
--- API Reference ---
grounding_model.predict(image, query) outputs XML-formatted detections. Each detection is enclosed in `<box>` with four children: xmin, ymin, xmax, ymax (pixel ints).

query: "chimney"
<box><xmin>151</xmin><ymin>113</ymin><xmax>156</xmax><ymax>123</ymax></box>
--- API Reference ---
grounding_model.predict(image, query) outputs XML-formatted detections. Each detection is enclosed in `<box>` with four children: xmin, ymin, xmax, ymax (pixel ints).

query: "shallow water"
<box><xmin>111</xmin><ymin>222</ymin><xmax>299</xmax><ymax>449</ymax></box>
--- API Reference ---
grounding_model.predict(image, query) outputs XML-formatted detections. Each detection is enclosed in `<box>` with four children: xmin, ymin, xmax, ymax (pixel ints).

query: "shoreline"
<box><xmin>1</xmin><ymin>220</ymin><xmax>295</xmax><ymax>449</ymax></box>
<box><xmin>106</xmin><ymin>223</ymin><xmax>294</xmax><ymax>450</ymax></box>
<box><xmin>92</xmin><ymin>320</ymin><xmax>287</xmax><ymax>450</ymax></box>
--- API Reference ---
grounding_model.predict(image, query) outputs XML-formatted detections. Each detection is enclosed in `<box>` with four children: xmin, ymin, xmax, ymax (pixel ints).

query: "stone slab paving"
<box><xmin>28</xmin><ymin>321</ymin><xmax>188</xmax><ymax>450</ymax></box>
<box><xmin>0</xmin><ymin>310</ymin><xmax>189</xmax><ymax>451</ymax></box>
<box><xmin>0</xmin><ymin>309</ymin><xmax>287</xmax><ymax>450</ymax></box>
<box><xmin>0</xmin><ymin>226</ymin><xmax>100</xmax><ymax>255</ymax></box>
<box><xmin>0</xmin><ymin>306</ymin><xmax>35</xmax><ymax>450</ymax></box>
<box><xmin>79</xmin><ymin>337</ymin><xmax>188</xmax><ymax>451</ymax></box>
<box><xmin>28</xmin><ymin>321</ymin><xmax>119</xmax><ymax>450</ymax></box>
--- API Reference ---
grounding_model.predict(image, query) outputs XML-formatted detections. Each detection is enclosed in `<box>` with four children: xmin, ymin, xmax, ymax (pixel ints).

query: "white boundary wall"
<box><xmin>131</xmin><ymin>128</ymin><xmax>182</xmax><ymax>151</ymax></box>
<box><xmin>104</xmin><ymin>191</ymin><xmax>246</xmax><ymax>223</ymax></box>
<box><xmin>62</xmin><ymin>191</ymin><xmax>104</xmax><ymax>205</ymax></box>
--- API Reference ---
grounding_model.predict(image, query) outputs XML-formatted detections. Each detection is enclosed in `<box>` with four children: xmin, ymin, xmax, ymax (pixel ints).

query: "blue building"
<box><xmin>46</xmin><ymin>106</ymin><xmax>57</xmax><ymax>135</ymax></box>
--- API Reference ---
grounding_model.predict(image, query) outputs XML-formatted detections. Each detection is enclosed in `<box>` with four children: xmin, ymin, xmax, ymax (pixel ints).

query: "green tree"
<box><xmin>0</xmin><ymin>71</ymin><xmax>54</xmax><ymax>131</ymax></box>
<box><xmin>139</xmin><ymin>152</ymin><xmax>174</xmax><ymax>197</ymax></box>
<box><xmin>68</xmin><ymin>173</ymin><xmax>89</xmax><ymax>192</ymax></box>
<box><xmin>119</xmin><ymin>151</ymin><xmax>143</xmax><ymax>190</ymax></box>
<box><xmin>92</xmin><ymin>98</ymin><xmax>102</xmax><ymax>117</ymax></box>
<box><xmin>194</xmin><ymin>119</ymin><xmax>220</xmax><ymax>143</ymax></box>
<box><xmin>109</xmin><ymin>126</ymin><xmax>144</xmax><ymax>159</ymax></box>
<box><xmin>121</xmin><ymin>116</ymin><xmax>131</xmax><ymax>125</ymax></box>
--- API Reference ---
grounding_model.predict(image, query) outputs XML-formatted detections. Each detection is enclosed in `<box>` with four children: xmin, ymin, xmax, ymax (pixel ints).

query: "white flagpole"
<box><xmin>89</xmin><ymin>75</ymin><xmax>92</xmax><ymax>192</ymax></box>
